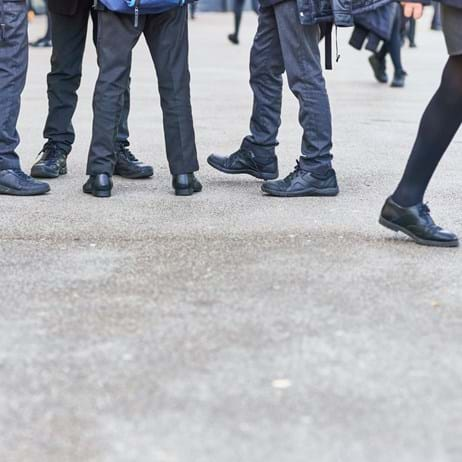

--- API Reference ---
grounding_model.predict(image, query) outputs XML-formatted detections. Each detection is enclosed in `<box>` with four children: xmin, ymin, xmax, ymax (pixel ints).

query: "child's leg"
<box><xmin>242</xmin><ymin>6</ymin><xmax>285</xmax><ymax>161</ymax></box>
<box><xmin>274</xmin><ymin>0</ymin><xmax>333</xmax><ymax>176</ymax></box>
<box><xmin>0</xmin><ymin>0</ymin><xmax>28</xmax><ymax>171</ymax></box>
<box><xmin>90</xmin><ymin>8</ymin><xmax>132</xmax><ymax>151</ymax></box>
<box><xmin>234</xmin><ymin>0</ymin><xmax>245</xmax><ymax>38</ymax></box>
<box><xmin>387</xmin><ymin>7</ymin><xmax>405</xmax><ymax>75</ymax></box>
<box><xmin>44</xmin><ymin>2</ymin><xmax>91</xmax><ymax>153</ymax></box>
<box><xmin>392</xmin><ymin>56</ymin><xmax>462</xmax><ymax>207</ymax></box>
<box><xmin>143</xmin><ymin>6</ymin><xmax>199</xmax><ymax>176</ymax></box>
<box><xmin>86</xmin><ymin>11</ymin><xmax>141</xmax><ymax>176</ymax></box>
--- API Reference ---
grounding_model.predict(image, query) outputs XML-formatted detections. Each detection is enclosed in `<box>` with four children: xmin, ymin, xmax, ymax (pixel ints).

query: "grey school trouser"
<box><xmin>0</xmin><ymin>0</ymin><xmax>27</xmax><ymax>170</ymax></box>
<box><xmin>87</xmin><ymin>6</ymin><xmax>199</xmax><ymax>176</ymax></box>
<box><xmin>242</xmin><ymin>0</ymin><xmax>334</xmax><ymax>175</ymax></box>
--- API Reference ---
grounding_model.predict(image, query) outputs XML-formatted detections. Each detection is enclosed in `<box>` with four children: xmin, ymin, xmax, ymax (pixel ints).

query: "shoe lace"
<box><xmin>11</xmin><ymin>169</ymin><xmax>34</xmax><ymax>184</ymax></box>
<box><xmin>284</xmin><ymin>160</ymin><xmax>303</xmax><ymax>182</ymax></box>
<box><xmin>419</xmin><ymin>203</ymin><xmax>431</xmax><ymax>215</ymax></box>
<box><xmin>118</xmin><ymin>146</ymin><xmax>138</xmax><ymax>162</ymax></box>
<box><xmin>418</xmin><ymin>203</ymin><xmax>439</xmax><ymax>230</ymax></box>
<box><xmin>227</xmin><ymin>149</ymin><xmax>256</xmax><ymax>167</ymax></box>
<box><xmin>36</xmin><ymin>143</ymin><xmax>63</xmax><ymax>163</ymax></box>
<box><xmin>230</xmin><ymin>149</ymin><xmax>250</xmax><ymax>161</ymax></box>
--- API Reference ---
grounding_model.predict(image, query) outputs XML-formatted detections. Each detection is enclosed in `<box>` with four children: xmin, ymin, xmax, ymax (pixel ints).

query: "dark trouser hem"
<box><xmin>299</xmin><ymin>154</ymin><xmax>334</xmax><ymax>176</ymax></box>
<box><xmin>0</xmin><ymin>153</ymin><xmax>21</xmax><ymax>171</ymax></box>
<box><xmin>86</xmin><ymin>166</ymin><xmax>114</xmax><ymax>176</ymax></box>
<box><xmin>44</xmin><ymin>139</ymin><xmax>72</xmax><ymax>155</ymax></box>
<box><xmin>169</xmin><ymin>164</ymin><xmax>200</xmax><ymax>176</ymax></box>
<box><xmin>241</xmin><ymin>137</ymin><xmax>277</xmax><ymax>160</ymax></box>
<box><xmin>116</xmin><ymin>139</ymin><xmax>130</xmax><ymax>149</ymax></box>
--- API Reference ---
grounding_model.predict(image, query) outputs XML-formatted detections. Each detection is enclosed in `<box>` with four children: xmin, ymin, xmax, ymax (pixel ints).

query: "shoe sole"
<box><xmin>174</xmin><ymin>187</ymin><xmax>202</xmax><ymax>197</ymax></box>
<box><xmin>261</xmin><ymin>186</ymin><xmax>339</xmax><ymax>197</ymax></box>
<box><xmin>113</xmin><ymin>169</ymin><xmax>154</xmax><ymax>179</ymax></box>
<box><xmin>83</xmin><ymin>188</ymin><xmax>111</xmax><ymax>198</ymax></box>
<box><xmin>379</xmin><ymin>216</ymin><xmax>459</xmax><ymax>248</ymax></box>
<box><xmin>31</xmin><ymin>166</ymin><xmax>67</xmax><ymax>179</ymax></box>
<box><xmin>0</xmin><ymin>184</ymin><xmax>50</xmax><ymax>196</ymax></box>
<box><xmin>207</xmin><ymin>157</ymin><xmax>278</xmax><ymax>180</ymax></box>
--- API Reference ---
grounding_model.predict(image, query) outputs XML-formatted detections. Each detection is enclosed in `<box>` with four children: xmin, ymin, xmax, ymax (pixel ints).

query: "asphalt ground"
<box><xmin>1</xmin><ymin>11</ymin><xmax>461</xmax><ymax>462</ymax></box>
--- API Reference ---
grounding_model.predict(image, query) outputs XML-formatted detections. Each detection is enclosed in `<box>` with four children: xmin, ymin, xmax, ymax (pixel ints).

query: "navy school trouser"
<box><xmin>87</xmin><ymin>6</ymin><xmax>199</xmax><ymax>176</ymax></box>
<box><xmin>44</xmin><ymin>0</ymin><xmax>131</xmax><ymax>154</ymax></box>
<box><xmin>241</xmin><ymin>0</ymin><xmax>334</xmax><ymax>175</ymax></box>
<box><xmin>0</xmin><ymin>0</ymin><xmax>27</xmax><ymax>170</ymax></box>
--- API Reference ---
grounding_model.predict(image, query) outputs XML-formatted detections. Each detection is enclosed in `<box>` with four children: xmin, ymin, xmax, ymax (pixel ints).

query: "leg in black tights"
<box><xmin>234</xmin><ymin>0</ymin><xmax>246</xmax><ymax>39</ymax></box>
<box><xmin>392</xmin><ymin>55</ymin><xmax>462</xmax><ymax>207</ymax></box>
<box><xmin>377</xmin><ymin>6</ymin><xmax>404</xmax><ymax>75</ymax></box>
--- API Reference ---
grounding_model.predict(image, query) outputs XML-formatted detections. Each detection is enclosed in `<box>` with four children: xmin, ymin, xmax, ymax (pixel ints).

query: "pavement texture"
<box><xmin>1</xmin><ymin>11</ymin><xmax>462</xmax><ymax>462</ymax></box>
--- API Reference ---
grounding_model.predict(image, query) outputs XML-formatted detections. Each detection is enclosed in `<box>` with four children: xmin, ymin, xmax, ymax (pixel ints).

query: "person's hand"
<box><xmin>401</xmin><ymin>2</ymin><xmax>424</xmax><ymax>19</ymax></box>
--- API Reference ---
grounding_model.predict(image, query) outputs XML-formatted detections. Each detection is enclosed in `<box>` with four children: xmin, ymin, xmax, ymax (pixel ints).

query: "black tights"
<box><xmin>233</xmin><ymin>0</ymin><xmax>259</xmax><ymax>38</ymax></box>
<box><xmin>392</xmin><ymin>55</ymin><xmax>462</xmax><ymax>207</ymax></box>
<box><xmin>377</xmin><ymin>6</ymin><xmax>404</xmax><ymax>74</ymax></box>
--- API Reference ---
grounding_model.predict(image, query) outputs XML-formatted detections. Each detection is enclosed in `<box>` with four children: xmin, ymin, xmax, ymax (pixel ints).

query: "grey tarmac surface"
<box><xmin>1</xmin><ymin>11</ymin><xmax>462</xmax><ymax>462</ymax></box>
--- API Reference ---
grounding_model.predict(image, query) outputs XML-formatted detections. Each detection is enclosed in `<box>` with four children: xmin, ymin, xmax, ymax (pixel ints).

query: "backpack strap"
<box><xmin>324</xmin><ymin>22</ymin><xmax>333</xmax><ymax>70</ymax></box>
<box><xmin>320</xmin><ymin>22</ymin><xmax>341</xmax><ymax>71</ymax></box>
<box><xmin>319</xmin><ymin>22</ymin><xmax>333</xmax><ymax>70</ymax></box>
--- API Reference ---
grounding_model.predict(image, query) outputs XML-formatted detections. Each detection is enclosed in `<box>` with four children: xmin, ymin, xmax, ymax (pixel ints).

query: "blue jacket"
<box><xmin>298</xmin><ymin>0</ymin><xmax>394</xmax><ymax>27</ymax></box>
<box><xmin>349</xmin><ymin>2</ymin><xmax>397</xmax><ymax>52</ymax></box>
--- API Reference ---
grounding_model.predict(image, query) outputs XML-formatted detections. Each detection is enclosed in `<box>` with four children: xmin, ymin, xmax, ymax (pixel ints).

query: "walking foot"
<box><xmin>379</xmin><ymin>197</ymin><xmax>459</xmax><ymax>247</ymax></box>
<box><xmin>228</xmin><ymin>33</ymin><xmax>239</xmax><ymax>45</ymax></box>
<box><xmin>0</xmin><ymin>168</ymin><xmax>50</xmax><ymax>196</ymax></box>
<box><xmin>31</xmin><ymin>142</ymin><xmax>68</xmax><ymax>179</ymax></box>
<box><xmin>261</xmin><ymin>161</ymin><xmax>339</xmax><ymax>197</ymax></box>
<box><xmin>369</xmin><ymin>54</ymin><xmax>388</xmax><ymax>83</ymax></box>
<box><xmin>207</xmin><ymin>149</ymin><xmax>278</xmax><ymax>180</ymax></box>
<box><xmin>391</xmin><ymin>71</ymin><xmax>408</xmax><ymax>88</ymax></box>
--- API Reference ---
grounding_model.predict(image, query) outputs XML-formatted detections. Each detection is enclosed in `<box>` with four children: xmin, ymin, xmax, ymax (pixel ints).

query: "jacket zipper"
<box><xmin>134</xmin><ymin>0</ymin><xmax>141</xmax><ymax>28</ymax></box>
<box><xmin>0</xmin><ymin>0</ymin><xmax>6</xmax><ymax>42</ymax></box>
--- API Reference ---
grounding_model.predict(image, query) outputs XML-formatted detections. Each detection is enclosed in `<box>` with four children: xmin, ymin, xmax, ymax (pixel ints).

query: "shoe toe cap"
<box><xmin>207</xmin><ymin>153</ymin><xmax>225</xmax><ymax>164</ymax></box>
<box><xmin>261</xmin><ymin>180</ymin><xmax>282</xmax><ymax>193</ymax></box>
<box><xmin>437</xmin><ymin>229</ymin><xmax>459</xmax><ymax>243</ymax></box>
<box><xmin>138</xmin><ymin>165</ymin><xmax>154</xmax><ymax>176</ymax></box>
<box><xmin>31</xmin><ymin>163</ymin><xmax>59</xmax><ymax>177</ymax></box>
<box><xmin>30</xmin><ymin>181</ymin><xmax>50</xmax><ymax>195</ymax></box>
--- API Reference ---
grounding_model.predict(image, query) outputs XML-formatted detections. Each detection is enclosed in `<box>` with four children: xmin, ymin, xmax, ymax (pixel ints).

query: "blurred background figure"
<box><xmin>431</xmin><ymin>1</ymin><xmax>442</xmax><ymax>30</ymax></box>
<box><xmin>350</xmin><ymin>3</ymin><xmax>407</xmax><ymax>88</ymax></box>
<box><xmin>405</xmin><ymin>16</ymin><xmax>417</xmax><ymax>48</ymax></box>
<box><xmin>372</xmin><ymin>5</ymin><xmax>407</xmax><ymax>87</ymax></box>
<box><xmin>190</xmin><ymin>1</ymin><xmax>198</xmax><ymax>19</ymax></box>
<box><xmin>228</xmin><ymin>0</ymin><xmax>259</xmax><ymax>45</ymax></box>
<box><xmin>29</xmin><ymin>0</ymin><xmax>52</xmax><ymax>48</ymax></box>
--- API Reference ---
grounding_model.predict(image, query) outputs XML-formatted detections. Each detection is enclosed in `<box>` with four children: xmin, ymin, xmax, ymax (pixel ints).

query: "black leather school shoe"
<box><xmin>83</xmin><ymin>174</ymin><xmax>113</xmax><ymax>198</ymax></box>
<box><xmin>172</xmin><ymin>173</ymin><xmax>202</xmax><ymax>196</ymax></box>
<box><xmin>379</xmin><ymin>197</ymin><xmax>459</xmax><ymax>247</ymax></box>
